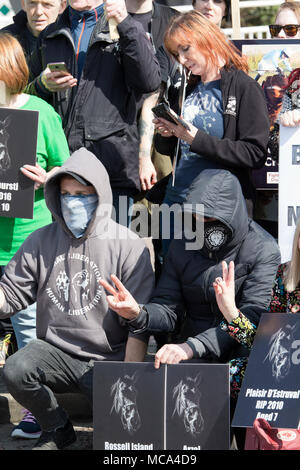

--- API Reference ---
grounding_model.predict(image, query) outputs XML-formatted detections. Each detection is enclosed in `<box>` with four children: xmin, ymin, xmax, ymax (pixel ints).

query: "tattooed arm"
<box><xmin>139</xmin><ymin>92</ymin><xmax>159</xmax><ymax>191</ymax></box>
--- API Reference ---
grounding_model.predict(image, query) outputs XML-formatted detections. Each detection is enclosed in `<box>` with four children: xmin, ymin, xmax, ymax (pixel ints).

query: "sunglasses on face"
<box><xmin>269</xmin><ymin>24</ymin><xmax>300</xmax><ymax>37</ymax></box>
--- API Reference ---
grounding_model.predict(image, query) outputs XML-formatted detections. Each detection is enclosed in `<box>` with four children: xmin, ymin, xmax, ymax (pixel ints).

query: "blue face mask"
<box><xmin>60</xmin><ymin>193</ymin><xmax>98</xmax><ymax>238</ymax></box>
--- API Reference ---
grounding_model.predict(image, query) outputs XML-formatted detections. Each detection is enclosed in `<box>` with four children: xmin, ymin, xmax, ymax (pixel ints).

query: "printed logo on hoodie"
<box><xmin>46</xmin><ymin>253</ymin><xmax>103</xmax><ymax>317</ymax></box>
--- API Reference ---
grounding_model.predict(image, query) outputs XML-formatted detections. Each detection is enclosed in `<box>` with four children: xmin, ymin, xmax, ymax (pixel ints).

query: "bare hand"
<box><xmin>104</xmin><ymin>0</ymin><xmax>128</xmax><ymax>23</ymax></box>
<box><xmin>213</xmin><ymin>260</ymin><xmax>239</xmax><ymax>323</ymax></box>
<box><xmin>41</xmin><ymin>68</ymin><xmax>77</xmax><ymax>92</ymax></box>
<box><xmin>20</xmin><ymin>163</ymin><xmax>47</xmax><ymax>189</ymax></box>
<box><xmin>139</xmin><ymin>158</ymin><xmax>157</xmax><ymax>190</ymax></box>
<box><xmin>99</xmin><ymin>274</ymin><xmax>140</xmax><ymax>320</ymax></box>
<box><xmin>153</xmin><ymin>117</ymin><xmax>197</xmax><ymax>145</ymax></box>
<box><xmin>279</xmin><ymin>109</ymin><xmax>300</xmax><ymax>127</ymax></box>
<box><xmin>154</xmin><ymin>342</ymin><xmax>193</xmax><ymax>369</ymax></box>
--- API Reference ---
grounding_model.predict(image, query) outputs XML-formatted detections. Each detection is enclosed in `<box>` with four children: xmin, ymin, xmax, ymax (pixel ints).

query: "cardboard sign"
<box><xmin>232</xmin><ymin>312</ymin><xmax>300</xmax><ymax>429</ymax></box>
<box><xmin>278</xmin><ymin>125</ymin><xmax>300</xmax><ymax>263</ymax></box>
<box><xmin>93</xmin><ymin>362</ymin><xmax>230</xmax><ymax>450</ymax></box>
<box><xmin>0</xmin><ymin>107</ymin><xmax>38</xmax><ymax>219</ymax></box>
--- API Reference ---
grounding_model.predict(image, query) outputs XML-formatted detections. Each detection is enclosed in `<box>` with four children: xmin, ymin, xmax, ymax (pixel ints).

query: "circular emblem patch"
<box><xmin>205</xmin><ymin>226</ymin><xmax>227</xmax><ymax>250</ymax></box>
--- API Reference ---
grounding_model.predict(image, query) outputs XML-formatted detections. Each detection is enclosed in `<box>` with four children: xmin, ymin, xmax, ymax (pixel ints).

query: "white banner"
<box><xmin>278</xmin><ymin>125</ymin><xmax>300</xmax><ymax>263</ymax></box>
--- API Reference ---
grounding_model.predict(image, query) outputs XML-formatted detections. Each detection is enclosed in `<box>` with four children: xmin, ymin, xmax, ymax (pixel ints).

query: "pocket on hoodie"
<box><xmin>46</xmin><ymin>325</ymin><xmax>113</xmax><ymax>356</ymax></box>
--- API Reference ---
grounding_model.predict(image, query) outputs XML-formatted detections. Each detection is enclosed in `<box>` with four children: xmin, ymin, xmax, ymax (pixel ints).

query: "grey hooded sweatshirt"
<box><xmin>129</xmin><ymin>170</ymin><xmax>281</xmax><ymax>362</ymax></box>
<box><xmin>0</xmin><ymin>148</ymin><xmax>154</xmax><ymax>360</ymax></box>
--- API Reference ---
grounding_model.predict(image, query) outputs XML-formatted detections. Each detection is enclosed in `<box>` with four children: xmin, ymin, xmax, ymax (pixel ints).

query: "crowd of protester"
<box><xmin>0</xmin><ymin>0</ymin><xmax>299</xmax><ymax>451</ymax></box>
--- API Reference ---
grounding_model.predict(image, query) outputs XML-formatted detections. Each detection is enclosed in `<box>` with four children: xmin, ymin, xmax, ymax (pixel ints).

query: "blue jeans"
<box><xmin>10</xmin><ymin>303</ymin><xmax>37</xmax><ymax>349</ymax></box>
<box><xmin>0</xmin><ymin>266</ymin><xmax>36</xmax><ymax>349</ymax></box>
<box><xmin>3</xmin><ymin>339</ymin><xmax>93</xmax><ymax>431</ymax></box>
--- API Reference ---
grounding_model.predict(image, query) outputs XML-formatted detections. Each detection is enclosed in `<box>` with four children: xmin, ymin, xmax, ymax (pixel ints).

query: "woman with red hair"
<box><xmin>153</xmin><ymin>11</ymin><xmax>270</xmax><ymax>255</ymax></box>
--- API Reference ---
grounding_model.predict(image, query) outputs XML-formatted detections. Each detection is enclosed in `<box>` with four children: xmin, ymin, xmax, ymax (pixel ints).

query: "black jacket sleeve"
<box><xmin>190</xmin><ymin>73</ymin><xmax>269</xmax><ymax>170</ymax></box>
<box><xmin>118</xmin><ymin>15</ymin><xmax>161</xmax><ymax>94</ymax></box>
<box><xmin>127</xmin><ymin>242</ymin><xmax>185</xmax><ymax>334</ymax></box>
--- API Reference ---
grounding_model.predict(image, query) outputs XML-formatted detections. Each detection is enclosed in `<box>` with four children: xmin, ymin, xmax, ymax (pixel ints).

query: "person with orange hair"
<box><xmin>0</xmin><ymin>32</ymin><xmax>70</xmax><ymax>439</ymax></box>
<box><xmin>152</xmin><ymin>11</ymin><xmax>270</xmax><ymax>255</ymax></box>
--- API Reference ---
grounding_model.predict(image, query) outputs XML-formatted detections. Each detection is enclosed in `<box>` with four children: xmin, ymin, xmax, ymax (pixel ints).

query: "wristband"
<box><xmin>40</xmin><ymin>72</ymin><xmax>52</xmax><ymax>92</ymax></box>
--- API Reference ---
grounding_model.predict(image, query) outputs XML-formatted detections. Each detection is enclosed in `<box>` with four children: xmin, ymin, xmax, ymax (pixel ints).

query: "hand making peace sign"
<box><xmin>99</xmin><ymin>275</ymin><xmax>140</xmax><ymax>321</ymax></box>
<box><xmin>213</xmin><ymin>260</ymin><xmax>239</xmax><ymax>323</ymax></box>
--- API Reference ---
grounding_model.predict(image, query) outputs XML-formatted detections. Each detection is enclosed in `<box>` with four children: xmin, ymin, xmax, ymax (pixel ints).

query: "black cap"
<box><xmin>62</xmin><ymin>171</ymin><xmax>92</xmax><ymax>186</ymax></box>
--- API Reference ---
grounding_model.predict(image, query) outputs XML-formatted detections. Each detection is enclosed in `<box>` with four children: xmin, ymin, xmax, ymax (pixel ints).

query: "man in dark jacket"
<box><xmin>26</xmin><ymin>0</ymin><xmax>161</xmax><ymax>226</ymax></box>
<box><xmin>1</xmin><ymin>0</ymin><xmax>65</xmax><ymax>60</ymax></box>
<box><xmin>100</xmin><ymin>169</ymin><xmax>281</xmax><ymax>366</ymax></box>
<box><xmin>126</xmin><ymin>0</ymin><xmax>179</xmax><ymax>191</ymax></box>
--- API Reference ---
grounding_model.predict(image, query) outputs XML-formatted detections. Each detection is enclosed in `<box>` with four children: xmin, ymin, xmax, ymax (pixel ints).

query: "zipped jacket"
<box><xmin>27</xmin><ymin>9</ymin><xmax>161</xmax><ymax>192</ymax></box>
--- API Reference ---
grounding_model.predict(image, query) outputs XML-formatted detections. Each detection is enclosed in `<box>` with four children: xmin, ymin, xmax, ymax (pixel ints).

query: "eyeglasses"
<box><xmin>269</xmin><ymin>24</ymin><xmax>300</xmax><ymax>38</ymax></box>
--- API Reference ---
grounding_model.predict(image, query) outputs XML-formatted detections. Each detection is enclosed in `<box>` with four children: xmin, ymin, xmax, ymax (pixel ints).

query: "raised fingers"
<box><xmin>99</xmin><ymin>278</ymin><xmax>118</xmax><ymax>296</ymax></box>
<box><xmin>222</xmin><ymin>260</ymin><xmax>228</xmax><ymax>281</ymax></box>
<box><xmin>110</xmin><ymin>274</ymin><xmax>128</xmax><ymax>295</ymax></box>
<box><xmin>228</xmin><ymin>260</ymin><xmax>235</xmax><ymax>283</ymax></box>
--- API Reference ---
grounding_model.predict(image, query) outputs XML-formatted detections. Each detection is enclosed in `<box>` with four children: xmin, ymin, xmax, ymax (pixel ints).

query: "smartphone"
<box><xmin>47</xmin><ymin>62</ymin><xmax>69</xmax><ymax>75</ymax></box>
<box><xmin>152</xmin><ymin>102</ymin><xmax>190</xmax><ymax>130</ymax></box>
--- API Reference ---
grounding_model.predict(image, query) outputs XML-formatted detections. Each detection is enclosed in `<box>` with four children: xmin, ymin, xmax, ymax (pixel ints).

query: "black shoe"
<box><xmin>32</xmin><ymin>420</ymin><xmax>76</xmax><ymax>450</ymax></box>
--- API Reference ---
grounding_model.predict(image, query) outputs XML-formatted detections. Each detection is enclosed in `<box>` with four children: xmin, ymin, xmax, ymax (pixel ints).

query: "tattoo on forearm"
<box><xmin>139</xmin><ymin>117</ymin><xmax>155</xmax><ymax>159</ymax></box>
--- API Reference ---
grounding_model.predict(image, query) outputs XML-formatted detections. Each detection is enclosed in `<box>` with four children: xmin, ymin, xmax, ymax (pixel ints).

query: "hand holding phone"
<box><xmin>47</xmin><ymin>62</ymin><xmax>70</xmax><ymax>75</ymax></box>
<box><xmin>152</xmin><ymin>103</ymin><xmax>190</xmax><ymax>130</ymax></box>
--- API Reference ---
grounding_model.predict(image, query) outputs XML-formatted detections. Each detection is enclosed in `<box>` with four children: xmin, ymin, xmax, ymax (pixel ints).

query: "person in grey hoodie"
<box><xmin>0</xmin><ymin>147</ymin><xmax>154</xmax><ymax>450</ymax></box>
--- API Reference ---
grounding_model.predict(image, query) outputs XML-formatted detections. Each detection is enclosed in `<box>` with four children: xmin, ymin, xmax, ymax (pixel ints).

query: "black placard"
<box><xmin>93</xmin><ymin>362</ymin><xmax>165</xmax><ymax>450</ymax></box>
<box><xmin>93</xmin><ymin>362</ymin><xmax>230</xmax><ymax>450</ymax></box>
<box><xmin>0</xmin><ymin>107</ymin><xmax>38</xmax><ymax>219</ymax></box>
<box><xmin>166</xmin><ymin>364</ymin><xmax>230</xmax><ymax>450</ymax></box>
<box><xmin>232</xmin><ymin>312</ymin><xmax>300</xmax><ymax>429</ymax></box>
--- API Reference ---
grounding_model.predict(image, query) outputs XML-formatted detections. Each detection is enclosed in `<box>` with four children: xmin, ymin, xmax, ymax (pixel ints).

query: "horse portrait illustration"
<box><xmin>264</xmin><ymin>322</ymin><xmax>299</xmax><ymax>382</ymax></box>
<box><xmin>172</xmin><ymin>374</ymin><xmax>204</xmax><ymax>436</ymax></box>
<box><xmin>0</xmin><ymin>115</ymin><xmax>11</xmax><ymax>174</ymax></box>
<box><xmin>110</xmin><ymin>373</ymin><xmax>141</xmax><ymax>435</ymax></box>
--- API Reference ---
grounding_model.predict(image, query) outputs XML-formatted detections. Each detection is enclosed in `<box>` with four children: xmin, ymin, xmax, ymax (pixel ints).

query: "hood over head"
<box><xmin>183</xmin><ymin>169</ymin><xmax>249</xmax><ymax>254</ymax></box>
<box><xmin>44</xmin><ymin>147</ymin><xmax>113</xmax><ymax>238</ymax></box>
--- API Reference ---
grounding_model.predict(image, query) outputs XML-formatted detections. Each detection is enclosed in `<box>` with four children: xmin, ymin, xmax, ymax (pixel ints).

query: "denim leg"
<box><xmin>1</xmin><ymin>265</ymin><xmax>36</xmax><ymax>348</ymax></box>
<box><xmin>10</xmin><ymin>303</ymin><xmax>37</xmax><ymax>349</ymax></box>
<box><xmin>3</xmin><ymin>339</ymin><xmax>93</xmax><ymax>431</ymax></box>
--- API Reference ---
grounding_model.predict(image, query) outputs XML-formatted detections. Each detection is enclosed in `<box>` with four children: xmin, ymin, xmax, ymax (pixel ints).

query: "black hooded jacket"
<box><xmin>130</xmin><ymin>170</ymin><xmax>281</xmax><ymax>362</ymax></box>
